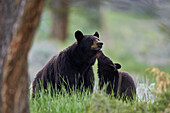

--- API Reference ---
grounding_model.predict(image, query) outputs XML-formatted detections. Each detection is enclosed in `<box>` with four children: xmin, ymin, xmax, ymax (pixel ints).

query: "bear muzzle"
<box><xmin>91</xmin><ymin>39</ymin><xmax>103</xmax><ymax>51</ymax></box>
<box><xmin>97</xmin><ymin>41</ymin><xmax>103</xmax><ymax>48</ymax></box>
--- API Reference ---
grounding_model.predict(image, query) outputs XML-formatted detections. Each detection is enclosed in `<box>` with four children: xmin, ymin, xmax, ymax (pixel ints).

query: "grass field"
<box><xmin>29</xmin><ymin>81</ymin><xmax>170</xmax><ymax>113</ymax></box>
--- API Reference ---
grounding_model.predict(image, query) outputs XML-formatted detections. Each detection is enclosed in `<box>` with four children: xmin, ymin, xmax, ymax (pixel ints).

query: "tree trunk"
<box><xmin>0</xmin><ymin>0</ymin><xmax>27</xmax><ymax>112</ymax></box>
<box><xmin>0</xmin><ymin>0</ymin><xmax>45</xmax><ymax>113</ymax></box>
<box><xmin>50</xmin><ymin>0</ymin><xmax>69</xmax><ymax>42</ymax></box>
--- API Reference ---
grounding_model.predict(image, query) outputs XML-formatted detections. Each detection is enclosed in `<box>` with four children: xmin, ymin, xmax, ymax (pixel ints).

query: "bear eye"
<box><xmin>96</xmin><ymin>37</ymin><xmax>100</xmax><ymax>40</ymax></box>
<box><xmin>96</xmin><ymin>38</ymin><xmax>100</xmax><ymax>41</ymax></box>
<box><xmin>87</xmin><ymin>38</ymin><xmax>93</xmax><ymax>43</ymax></box>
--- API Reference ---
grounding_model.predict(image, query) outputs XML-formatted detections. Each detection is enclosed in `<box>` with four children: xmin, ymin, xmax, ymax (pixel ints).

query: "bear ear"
<box><xmin>115</xmin><ymin>63</ymin><xmax>121</xmax><ymax>69</ymax></box>
<box><xmin>75</xmin><ymin>30</ymin><xmax>84</xmax><ymax>42</ymax></box>
<box><xmin>94</xmin><ymin>32</ymin><xmax>99</xmax><ymax>38</ymax></box>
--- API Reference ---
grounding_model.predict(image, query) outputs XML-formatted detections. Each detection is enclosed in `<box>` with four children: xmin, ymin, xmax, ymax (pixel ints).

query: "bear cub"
<box><xmin>97</xmin><ymin>51</ymin><xmax>136</xmax><ymax>100</ymax></box>
<box><xmin>32</xmin><ymin>30</ymin><xmax>103</xmax><ymax>97</ymax></box>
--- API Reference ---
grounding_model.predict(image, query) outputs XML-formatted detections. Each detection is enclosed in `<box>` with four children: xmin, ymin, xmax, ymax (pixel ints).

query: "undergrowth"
<box><xmin>30</xmin><ymin>68</ymin><xmax>170</xmax><ymax>113</ymax></box>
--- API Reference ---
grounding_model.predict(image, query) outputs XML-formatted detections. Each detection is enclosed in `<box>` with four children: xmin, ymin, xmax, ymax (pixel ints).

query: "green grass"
<box><xmin>30</xmin><ymin>87</ymin><xmax>92</xmax><ymax>113</ymax></box>
<box><xmin>30</xmin><ymin>85</ymin><xmax>170</xmax><ymax>113</ymax></box>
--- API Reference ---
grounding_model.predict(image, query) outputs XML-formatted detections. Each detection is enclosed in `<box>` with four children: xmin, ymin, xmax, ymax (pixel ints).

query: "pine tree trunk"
<box><xmin>0</xmin><ymin>0</ymin><xmax>44</xmax><ymax>113</ymax></box>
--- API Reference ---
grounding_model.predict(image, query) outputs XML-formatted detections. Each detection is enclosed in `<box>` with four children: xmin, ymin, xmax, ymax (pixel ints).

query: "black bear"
<box><xmin>97</xmin><ymin>51</ymin><xmax>136</xmax><ymax>100</ymax></box>
<box><xmin>32</xmin><ymin>30</ymin><xmax>103</xmax><ymax>97</ymax></box>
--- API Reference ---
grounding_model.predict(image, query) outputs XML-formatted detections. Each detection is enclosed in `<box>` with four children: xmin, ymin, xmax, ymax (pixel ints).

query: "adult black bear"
<box><xmin>32</xmin><ymin>30</ymin><xmax>103</xmax><ymax>97</ymax></box>
<box><xmin>97</xmin><ymin>51</ymin><xmax>136</xmax><ymax>100</ymax></box>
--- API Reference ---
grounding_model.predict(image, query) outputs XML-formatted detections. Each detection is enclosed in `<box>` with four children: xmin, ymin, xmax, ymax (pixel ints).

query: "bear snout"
<box><xmin>97</xmin><ymin>42</ymin><xmax>103</xmax><ymax>48</ymax></box>
<box><xmin>91</xmin><ymin>40</ymin><xmax>103</xmax><ymax>51</ymax></box>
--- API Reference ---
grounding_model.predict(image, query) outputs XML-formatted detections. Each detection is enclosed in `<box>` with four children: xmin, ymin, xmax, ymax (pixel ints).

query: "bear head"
<box><xmin>97</xmin><ymin>51</ymin><xmax>121</xmax><ymax>74</ymax></box>
<box><xmin>75</xmin><ymin>30</ymin><xmax>103</xmax><ymax>52</ymax></box>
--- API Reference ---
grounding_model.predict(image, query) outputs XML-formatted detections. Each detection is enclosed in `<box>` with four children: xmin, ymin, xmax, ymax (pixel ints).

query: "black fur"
<box><xmin>97</xmin><ymin>51</ymin><xmax>136</xmax><ymax>100</ymax></box>
<box><xmin>32</xmin><ymin>30</ymin><xmax>102</xmax><ymax>97</ymax></box>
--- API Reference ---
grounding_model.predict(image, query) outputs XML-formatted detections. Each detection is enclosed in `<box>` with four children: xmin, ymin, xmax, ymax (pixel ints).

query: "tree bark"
<box><xmin>0</xmin><ymin>0</ymin><xmax>27</xmax><ymax>112</ymax></box>
<box><xmin>50</xmin><ymin>0</ymin><xmax>69</xmax><ymax>42</ymax></box>
<box><xmin>0</xmin><ymin>0</ymin><xmax>45</xmax><ymax>113</ymax></box>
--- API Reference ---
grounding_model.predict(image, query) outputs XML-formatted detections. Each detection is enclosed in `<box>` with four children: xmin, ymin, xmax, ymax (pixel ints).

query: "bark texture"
<box><xmin>0</xmin><ymin>0</ymin><xmax>27</xmax><ymax>112</ymax></box>
<box><xmin>1</xmin><ymin>0</ymin><xmax>45</xmax><ymax>113</ymax></box>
